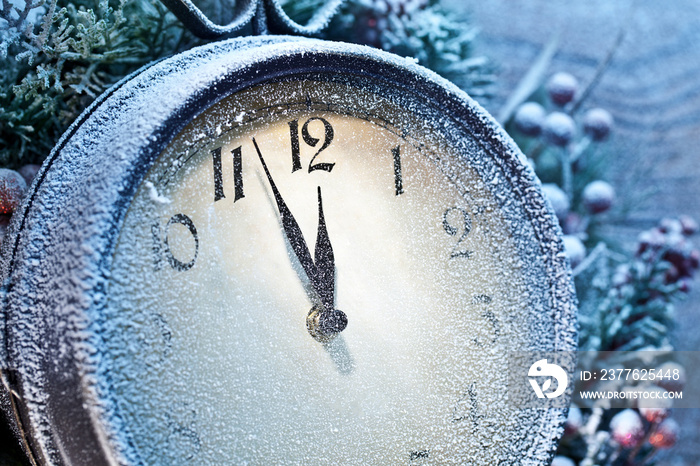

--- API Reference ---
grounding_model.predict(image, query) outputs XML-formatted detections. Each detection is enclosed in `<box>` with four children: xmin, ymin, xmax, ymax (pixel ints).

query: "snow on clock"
<box><xmin>0</xmin><ymin>31</ymin><xmax>576</xmax><ymax>465</ymax></box>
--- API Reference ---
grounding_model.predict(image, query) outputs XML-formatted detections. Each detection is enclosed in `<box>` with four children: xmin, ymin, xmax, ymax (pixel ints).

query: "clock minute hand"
<box><xmin>314</xmin><ymin>186</ymin><xmax>335</xmax><ymax>311</ymax></box>
<box><xmin>252</xmin><ymin>137</ymin><xmax>319</xmax><ymax>293</ymax></box>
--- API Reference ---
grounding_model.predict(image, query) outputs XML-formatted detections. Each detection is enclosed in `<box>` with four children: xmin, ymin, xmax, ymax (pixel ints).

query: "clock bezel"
<box><xmin>0</xmin><ymin>36</ymin><xmax>577</xmax><ymax>465</ymax></box>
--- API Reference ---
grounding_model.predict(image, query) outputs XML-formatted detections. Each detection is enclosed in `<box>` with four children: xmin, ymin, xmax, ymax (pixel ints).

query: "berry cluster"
<box><xmin>636</xmin><ymin>216</ymin><xmax>700</xmax><ymax>293</ymax></box>
<box><xmin>507</xmin><ymin>72</ymin><xmax>618</xmax><ymax>272</ymax></box>
<box><xmin>503</xmin><ymin>67</ymin><xmax>696</xmax><ymax>463</ymax></box>
<box><xmin>513</xmin><ymin>72</ymin><xmax>613</xmax><ymax>148</ymax></box>
<box><xmin>558</xmin><ymin>361</ymin><xmax>685</xmax><ymax>464</ymax></box>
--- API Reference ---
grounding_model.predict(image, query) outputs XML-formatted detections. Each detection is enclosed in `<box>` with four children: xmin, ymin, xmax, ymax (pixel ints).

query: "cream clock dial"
<box><xmin>0</xmin><ymin>37</ymin><xmax>576</xmax><ymax>465</ymax></box>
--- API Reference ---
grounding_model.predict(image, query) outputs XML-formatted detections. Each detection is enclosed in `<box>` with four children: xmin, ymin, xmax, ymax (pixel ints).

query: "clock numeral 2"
<box><xmin>442</xmin><ymin>207</ymin><xmax>473</xmax><ymax>259</ymax></box>
<box><xmin>288</xmin><ymin>117</ymin><xmax>335</xmax><ymax>173</ymax></box>
<box><xmin>211</xmin><ymin>146</ymin><xmax>244</xmax><ymax>203</ymax></box>
<box><xmin>152</xmin><ymin>213</ymin><xmax>199</xmax><ymax>271</ymax></box>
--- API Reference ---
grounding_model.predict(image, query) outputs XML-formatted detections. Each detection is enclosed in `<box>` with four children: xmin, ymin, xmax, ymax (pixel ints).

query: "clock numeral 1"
<box><xmin>289</xmin><ymin>119</ymin><xmax>302</xmax><ymax>172</ymax></box>
<box><xmin>211</xmin><ymin>145</ymin><xmax>244</xmax><ymax>203</ymax></box>
<box><xmin>152</xmin><ymin>213</ymin><xmax>199</xmax><ymax>271</ymax></box>
<box><xmin>232</xmin><ymin>145</ymin><xmax>244</xmax><ymax>202</ymax></box>
<box><xmin>393</xmin><ymin>145</ymin><xmax>404</xmax><ymax>196</ymax></box>
<box><xmin>151</xmin><ymin>222</ymin><xmax>164</xmax><ymax>271</ymax></box>
<box><xmin>211</xmin><ymin>147</ymin><xmax>225</xmax><ymax>202</ymax></box>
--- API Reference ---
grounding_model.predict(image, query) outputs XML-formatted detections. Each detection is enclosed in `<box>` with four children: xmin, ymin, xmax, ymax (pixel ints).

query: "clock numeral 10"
<box><xmin>211</xmin><ymin>145</ymin><xmax>244</xmax><ymax>203</ymax></box>
<box><xmin>152</xmin><ymin>213</ymin><xmax>199</xmax><ymax>271</ymax></box>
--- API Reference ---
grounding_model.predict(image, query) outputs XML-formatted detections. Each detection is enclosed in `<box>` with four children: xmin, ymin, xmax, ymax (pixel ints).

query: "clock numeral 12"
<box><xmin>211</xmin><ymin>145</ymin><xmax>244</xmax><ymax>203</ymax></box>
<box><xmin>288</xmin><ymin>117</ymin><xmax>335</xmax><ymax>173</ymax></box>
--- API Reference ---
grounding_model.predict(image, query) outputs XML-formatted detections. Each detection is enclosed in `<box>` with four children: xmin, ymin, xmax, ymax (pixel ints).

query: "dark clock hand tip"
<box><xmin>314</xmin><ymin>186</ymin><xmax>335</xmax><ymax>311</ymax></box>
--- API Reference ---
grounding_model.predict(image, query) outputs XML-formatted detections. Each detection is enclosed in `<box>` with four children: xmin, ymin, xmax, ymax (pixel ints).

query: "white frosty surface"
<box><xmin>0</xmin><ymin>35</ymin><xmax>577</xmax><ymax>465</ymax></box>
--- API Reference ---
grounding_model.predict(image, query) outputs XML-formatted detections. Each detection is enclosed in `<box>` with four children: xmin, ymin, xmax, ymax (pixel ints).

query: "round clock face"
<box><xmin>106</xmin><ymin>80</ymin><xmax>558</xmax><ymax>463</ymax></box>
<box><xmin>1</xmin><ymin>38</ymin><xmax>575</xmax><ymax>465</ymax></box>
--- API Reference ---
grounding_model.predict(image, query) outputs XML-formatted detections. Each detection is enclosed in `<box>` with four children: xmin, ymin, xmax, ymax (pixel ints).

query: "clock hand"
<box><xmin>253</xmin><ymin>137</ymin><xmax>318</xmax><ymax>289</ymax></box>
<box><xmin>314</xmin><ymin>186</ymin><xmax>334</xmax><ymax>310</ymax></box>
<box><xmin>311</xmin><ymin>187</ymin><xmax>347</xmax><ymax>338</ymax></box>
<box><xmin>252</xmin><ymin>138</ymin><xmax>347</xmax><ymax>341</ymax></box>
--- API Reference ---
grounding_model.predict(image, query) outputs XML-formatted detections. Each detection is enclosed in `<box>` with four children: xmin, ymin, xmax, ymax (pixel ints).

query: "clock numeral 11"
<box><xmin>211</xmin><ymin>145</ymin><xmax>244</xmax><ymax>203</ymax></box>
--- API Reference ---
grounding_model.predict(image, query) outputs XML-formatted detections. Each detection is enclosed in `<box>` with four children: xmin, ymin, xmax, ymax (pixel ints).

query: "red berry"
<box><xmin>547</xmin><ymin>72</ymin><xmax>578</xmax><ymax>106</ymax></box>
<box><xmin>583</xmin><ymin>108</ymin><xmax>614</xmax><ymax>141</ymax></box>
<box><xmin>0</xmin><ymin>169</ymin><xmax>28</xmax><ymax>215</ymax></box>
<box><xmin>541</xmin><ymin>183</ymin><xmax>570</xmax><ymax>222</ymax></box>
<box><xmin>582</xmin><ymin>180</ymin><xmax>615</xmax><ymax>214</ymax></box>
<box><xmin>610</xmin><ymin>409</ymin><xmax>645</xmax><ymax>448</ymax></box>
<box><xmin>514</xmin><ymin>102</ymin><xmax>546</xmax><ymax>136</ymax></box>
<box><xmin>563</xmin><ymin>212</ymin><xmax>588</xmax><ymax>235</ymax></box>
<box><xmin>649</xmin><ymin>418</ymin><xmax>679</xmax><ymax>449</ymax></box>
<box><xmin>689</xmin><ymin>250</ymin><xmax>700</xmax><ymax>269</ymax></box>
<box><xmin>655</xmin><ymin>362</ymin><xmax>686</xmax><ymax>392</ymax></box>
<box><xmin>639</xmin><ymin>387</ymin><xmax>672</xmax><ymax>423</ymax></box>
<box><xmin>664</xmin><ymin>265</ymin><xmax>680</xmax><ymax>284</ymax></box>
<box><xmin>543</xmin><ymin>112</ymin><xmax>576</xmax><ymax>147</ymax></box>
<box><xmin>563</xmin><ymin>235</ymin><xmax>586</xmax><ymax>268</ymax></box>
<box><xmin>679</xmin><ymin>215</ymin><xmax>698</xmax><ymax>236</ymax></box>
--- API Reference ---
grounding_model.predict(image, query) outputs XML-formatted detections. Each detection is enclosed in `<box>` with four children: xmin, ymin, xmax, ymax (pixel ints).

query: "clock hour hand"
<box><xmin>252</xmin><ymin>138</ymin><xmax>347</xmax><ymax>341</ymax></box>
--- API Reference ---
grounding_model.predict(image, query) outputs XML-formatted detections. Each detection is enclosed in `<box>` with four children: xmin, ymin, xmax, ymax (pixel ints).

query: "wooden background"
<box><xmin>455</xmin><ymin>0</ymin><xmax>700</xmax><ymax>463</ymax></box>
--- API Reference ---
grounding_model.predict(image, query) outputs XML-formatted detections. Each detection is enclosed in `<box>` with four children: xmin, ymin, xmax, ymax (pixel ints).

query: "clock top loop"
<box><xmin>160</xmin><ymin>0</ymin><xmax>346</xmax><ymax>39</ymax></box>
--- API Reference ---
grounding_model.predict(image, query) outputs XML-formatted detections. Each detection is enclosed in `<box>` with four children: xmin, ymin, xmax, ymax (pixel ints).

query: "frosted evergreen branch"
<box><xmin>37</xmin><ymin>0</ymin><xmax>57</xmax><ymax>48</ymax></box>
<box><xmin>1</xmin><ymin>0</ymin><xmax>203</xmax><ymax>164</ymax></box>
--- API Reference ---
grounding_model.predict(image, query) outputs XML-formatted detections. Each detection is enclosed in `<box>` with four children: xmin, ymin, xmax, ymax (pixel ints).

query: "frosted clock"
<box><xmin>0</xmin><ymin>37</ymin><xmax>576</xmax><ymax>465</ymax></box>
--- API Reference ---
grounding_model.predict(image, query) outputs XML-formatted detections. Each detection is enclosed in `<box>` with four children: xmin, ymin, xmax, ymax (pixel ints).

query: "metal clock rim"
<box><xmin>0</xmin><ymin>35</ymin><xmax>577</xmax><ymax>465</ymax></box>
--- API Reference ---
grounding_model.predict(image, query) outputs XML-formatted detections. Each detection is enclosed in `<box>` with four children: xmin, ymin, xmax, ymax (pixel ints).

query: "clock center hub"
<box><xmin>306</xmin><ymin>305</ymin><xmax>348</xmax><ymax>342</ymax></box>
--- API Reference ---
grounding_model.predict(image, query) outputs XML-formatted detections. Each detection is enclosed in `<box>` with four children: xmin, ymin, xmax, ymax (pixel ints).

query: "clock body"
<box><xmin>0</xmin><ymin>36</ymin><xmax>576</xmax><ymax>465</ymax></box>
